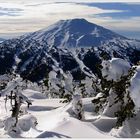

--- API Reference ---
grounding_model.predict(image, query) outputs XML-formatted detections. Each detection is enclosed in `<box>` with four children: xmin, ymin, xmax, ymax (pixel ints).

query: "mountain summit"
<box><xmin>22</xmin><ymin>18</ymin><xmax>127</xmax><ymax>47</ymax></box>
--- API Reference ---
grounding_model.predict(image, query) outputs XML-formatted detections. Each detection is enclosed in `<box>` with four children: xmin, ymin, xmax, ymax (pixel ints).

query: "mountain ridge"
<box><xmin>0</xmin><ymin>38</ymin><xmax>5</xmax><ymax>43</ymax></box>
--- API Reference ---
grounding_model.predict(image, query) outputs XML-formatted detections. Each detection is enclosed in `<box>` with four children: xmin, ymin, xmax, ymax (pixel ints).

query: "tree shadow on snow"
<box><xmin>36</xmin><ymin>131</ymin><xmax>71</xmax><ymax>138</ymax></box>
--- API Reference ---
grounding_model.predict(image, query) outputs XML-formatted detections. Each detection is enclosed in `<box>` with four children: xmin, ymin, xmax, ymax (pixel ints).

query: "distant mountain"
<box><xmin>22</xmin><ymin>18</ymin><xmax>128</xmax><ymax>48</ymax></box>
<box><xmin>0</xmin><ymin>19</ymin><xmax>140</xmax><ymax>82</ymax></box>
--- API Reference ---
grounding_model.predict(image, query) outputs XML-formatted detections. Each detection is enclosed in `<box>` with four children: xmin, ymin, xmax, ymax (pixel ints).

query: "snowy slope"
<box><xmin>0</xmin><ymin>89</ymin><xmax>113</xmax><ymax>138</ymax></box>
<box><xmin>1</xmin><ymin>88</ymin><xmax>140</xmax><ymax>138</ymax></box>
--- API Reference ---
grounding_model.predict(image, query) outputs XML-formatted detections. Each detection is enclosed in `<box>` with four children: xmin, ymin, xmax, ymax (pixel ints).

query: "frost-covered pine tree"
<box><xmin>47</xmin><ymin>70</ymin><xmax>74</xmax><ymax>102</ymax></box>
<box><xmin>62</xmin><ymin>71</ymin><xmax>73</xmax><ymax>102</ymax></box>
<box><xmin>47</xmin><ymin>70</ymin><xmax>60</xmax><ymax>98</ymax></box>
<box><xmin>80</xmin><ymin>77</ymin><xmax>96</xmax><ymax>97</ymax></box>
<box><xmin>0</xmin><ymin>75</ymin><xmax>37</xmax><ymax>136</ymax></box>
<box><xmin>92</xmin><ymin>58</ymin><xmax>136</xmax><ymax>128</ymax></box>
<box><xmin>72</xmin><ymin>89</ymin><xmax>84</xmax><ymax>120</ymax></box>
<box><xmin>0</xmin><ymin>74</ymin><xmax>14</xmax><ymax>91</ymax></box>
<box><xmin>91</xmin><ymin>58</ymin><xmax>140</xmax><ymax>137</ymax></box>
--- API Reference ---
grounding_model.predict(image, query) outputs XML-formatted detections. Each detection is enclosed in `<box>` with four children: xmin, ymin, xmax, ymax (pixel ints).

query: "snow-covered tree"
<box><xmin>80</xmin><ymin>77</ymin><xmax>96</xmax><ymax>97</ymax></box>
<box><xmin>92</xmin><ymin>58</ymin><xmax>137</xmax><ymax>130</ymax></box>
<box><xmin>90</xmin><ymin>57</ymin><xmax>140</xmax><ymax>137</ymax></box>
<box><xmin>0</xmin><ymin>74</ymin><xmax>14</xmax><ymax>91</ymax></box>
<box><xmin>109</xmin><ymin>65</ymin><xmax>140</xmax><ymax>137</ymax></box>
<box><xmin>0</xmin><ymin>75</ymin><xmax>37</xmax><ymax>136</ymax></box>
<box><xmin>48</xmin><ymin>70</ymin><xmax>63</xmax><ymax>98</ymax></box>
<box><xmin>72</xmin><ymin>91</ymin><xmax>84</xmax><ymax>120</ymax></box>
<box><xmin>47</xmin><ymin>70</ymin><xmax>73</xmax><ymax>102</ymax></box>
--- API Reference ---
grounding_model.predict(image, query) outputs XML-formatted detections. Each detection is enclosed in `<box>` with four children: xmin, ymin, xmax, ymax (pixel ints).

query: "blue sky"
<box><xmin>79</xmin><ymin>2</ymin><xmax>140</xmax><ymax>39</ymax></box>
<box><xmin>0</xmin><ymin>0</ymin><xmax>140</xmax><ymax>40</ymax></box>
<box><xmin>82</xmin><ymin>3</ymin><xmax>140</xmax><ymax>18</ymax></box>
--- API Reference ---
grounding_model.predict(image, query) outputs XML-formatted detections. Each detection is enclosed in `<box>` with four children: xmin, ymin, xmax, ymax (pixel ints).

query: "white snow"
<box><xmin>70</xmin><ymin>50</ymin><xmax>96</xmax><ymax>80</ymax></box>
<box><xmin>1</xmin><ymin>57</ymin><xmax>140</xmax><ymax>138</ymax></box>
<box><xmin>0</xmin><ymin>88</ymin><xmax>114</xmax><ymax>138</ymax></box>
<box><xmin>129</xmin><ymin>66</ymin><xmax>140</xmax><ymax>109</ymax></box>
<box><xmin>102</xmin><ymin>58</ymin><xmax>131</xmax><ymax>81</ymax></box>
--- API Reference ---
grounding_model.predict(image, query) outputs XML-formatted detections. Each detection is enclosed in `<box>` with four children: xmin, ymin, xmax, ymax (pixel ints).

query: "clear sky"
<box><xmin>0</xmin><ymin>0</ymin><xmax>140</xmax><ymax>40</ymax></box>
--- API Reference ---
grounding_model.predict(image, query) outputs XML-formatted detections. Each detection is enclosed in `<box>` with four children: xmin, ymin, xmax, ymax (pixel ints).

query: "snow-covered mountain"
<box><xmin>22</xmin><ymin>18</ymin><xmax>128</xmax><ymax>48</ymax></box>
<box><xmin>0</xmin><ymin>19</ymin><xmax>140</xmax><ymax>82</ymax></box>
<box><xmin>1</xmin><ymin>19</ymin><xmax>140</xmax><ymax>138</ymax></box>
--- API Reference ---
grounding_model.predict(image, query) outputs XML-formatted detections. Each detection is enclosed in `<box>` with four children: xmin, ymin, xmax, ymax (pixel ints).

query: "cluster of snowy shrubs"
<box><xmin>43</xmin><ymin>69</ymin><xmax>95</xmax><ymax>102</ymax></box>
